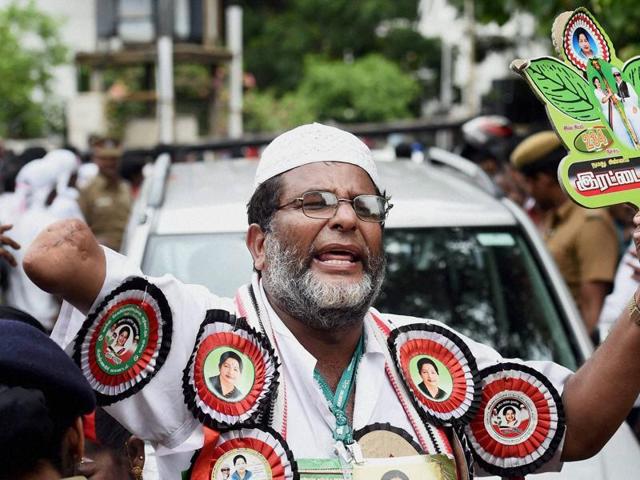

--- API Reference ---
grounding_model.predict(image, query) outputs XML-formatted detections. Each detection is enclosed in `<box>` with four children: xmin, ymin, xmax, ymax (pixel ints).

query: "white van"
<box><xmin>123</xmin><ymin>150</ymin><xmax>640</xmax><ymax>479</ymax></box>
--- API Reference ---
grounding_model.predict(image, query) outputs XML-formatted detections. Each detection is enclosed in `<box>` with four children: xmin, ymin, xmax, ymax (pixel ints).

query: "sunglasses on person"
<box><xmin>276</xmin><ymin>190</ymin><xmax>393</xmax><ymax>223</ymax></box>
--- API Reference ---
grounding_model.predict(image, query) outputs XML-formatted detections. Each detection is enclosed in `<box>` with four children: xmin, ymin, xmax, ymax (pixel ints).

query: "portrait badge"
<box><xmin>559</xmin><ymin>9</ymin><xmax>611</xmax><ymax>72</ymax></box>
<box><xmin>73</xmin><ymin>277</ymin><xmax>173</xmax><ymax>405</ymax></box>
<box><xmin>186</xmin><ymin>427</ymin><xmax>298</xmax><ymax>480</ymax></box>
<box><xmin>388</xmin><ymin>323</ymin><xmax>481</xmax><ymax>426</ymax></box>
<box><xmin>183</xmin><ymin>309</ymin><xmax>279</xmax><ymax>429</ymax></box>
<box><xmin>464</xmin><ymin>363</ymin><xmax>565</xmax><ymax>478</ymax></box>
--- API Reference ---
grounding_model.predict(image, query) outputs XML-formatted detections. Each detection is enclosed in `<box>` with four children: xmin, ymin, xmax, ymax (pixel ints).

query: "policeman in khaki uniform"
<box><xmin>78</xmin><ymin>138</ymin><xmax>132</xmax><ymax>251</ymax></box>
<box><xmin>511</xmin><ymin>130</ymin><xmax>619</xmax><ymax>336</ymax></box>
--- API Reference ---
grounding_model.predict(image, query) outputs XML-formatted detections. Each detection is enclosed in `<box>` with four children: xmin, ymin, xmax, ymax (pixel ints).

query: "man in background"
<box><xmin>78</xmin><ymin>138</ymin><xmax>132</xmax><ymax>251</ymax></box>
<box><xmin>511</xmin><ymin>130</ymin><xmax>619</xmax><ymax>336</ymax></box>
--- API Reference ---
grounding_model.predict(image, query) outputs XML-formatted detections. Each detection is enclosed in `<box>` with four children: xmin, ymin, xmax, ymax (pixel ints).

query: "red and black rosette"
<box><xmin>73</xmin><ymin>277</ymin><xmax>173</xmax><ymax>405</ymax></box>
<box><xmin>186</xmin><ymin>427</ymin><xmax>299</xmax><ymax>480</ymax></box>
<box><xmin>388</xmin><ymin>323</ymin><xmax>481</xmax><ymax>426</ymax></box>
<box><xmin>182</xmin><ymin>309</ymin><xmax>279</xmax><ymax>430</ymax></box>
<box><xmin>464</xmin><ymin>362</ymin><xmax>565</xmax><ymax>477</ymax></box>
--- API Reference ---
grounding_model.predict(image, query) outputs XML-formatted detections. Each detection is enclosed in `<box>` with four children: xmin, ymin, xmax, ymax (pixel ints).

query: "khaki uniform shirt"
<box><xmin>542</xmin><ymin>201</ymin><xmax>618</xmax><ymax>306</ymax></box>
<box><xmin>78</xmin><ymin>174</ymin><xmax>132</xmax><ymax>251</ymax></box>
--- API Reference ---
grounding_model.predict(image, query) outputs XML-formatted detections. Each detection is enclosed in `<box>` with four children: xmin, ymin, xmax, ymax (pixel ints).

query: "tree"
<box><xmin>244</xmin><ymin>0</ymin><xmax>421</xmax><ymax>94</ymax></box>
<box><xmin>297</xmin><ymin>54</ymin><xmax>420</xmax><ymax>123</ymax></box>
<box><xmin>448</xmin><ymin>0</ymin><xmax>640</xmax><ymax>59</ymax></box>
<box><xmin>0</xmin><ymin>1</ymin><xmax>68</xmax><ymax>138</ymax></box>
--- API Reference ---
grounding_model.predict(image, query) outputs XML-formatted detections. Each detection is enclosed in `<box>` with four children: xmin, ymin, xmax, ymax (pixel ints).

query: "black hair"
<box><xmin>118</xmin><ymin>325</ymin><xmax>132</xmax><ymax>339</ymax></box>
<box><xmin>0</xmin><ymin>385</ymin><xmax>76</xmax><ymax>478</ymax></box>
<box><xmin>504</xmin><ymin>406</ymin><xmax>516</xmax><ymax>415</ymax></box>
<box><xmin>381</xmin><ymin>470</ymin><xmax>410</xmax><ymax>480</ymax></box>
<box><xmin>417</xmin><ymin>357</ymin><xmax>439</xmax><ymax>375</ymax></box>
<box><xmin>233</xmin><ymin>454</ymin><xmax>247</xmax><ymax>465</ymax></box>
<box><xmin>84</xmin><ymin>407</ymin><xmax>134</xmax><ymax>474</ymax></box>
<box><xmin>219</xmin><ymin>350</ymin><xmax>243</xmax><ymax>373</ymax></box>
<box><xmin>247</xmin><ymin>175</ymin><xmax>284</xmax><ymax>231</ymax></box>
<box><xmin>575</xmin><ymin>27</ymin><xmax>589</xmax><ymax>43</ymax></box>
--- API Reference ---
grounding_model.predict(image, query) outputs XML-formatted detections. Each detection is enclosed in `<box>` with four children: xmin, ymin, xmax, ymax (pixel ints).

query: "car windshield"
<box><xmin>142</xmin><ymin>227</ymin><xmax>577</xmax><ymax>370</ymax></box>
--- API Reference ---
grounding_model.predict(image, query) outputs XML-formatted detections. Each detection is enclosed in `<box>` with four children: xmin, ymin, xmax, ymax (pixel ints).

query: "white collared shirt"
<box><xmin>53</xmin><ymin>247</ymin><xmax>572</xmax><ymax>478</ymax></box>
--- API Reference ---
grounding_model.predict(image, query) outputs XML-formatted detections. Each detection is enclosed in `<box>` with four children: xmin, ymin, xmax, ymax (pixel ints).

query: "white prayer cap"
<box><xmin>254</xmin><ymin>123</ymin><xmax>382</xmax><ymax>191</ymax></box>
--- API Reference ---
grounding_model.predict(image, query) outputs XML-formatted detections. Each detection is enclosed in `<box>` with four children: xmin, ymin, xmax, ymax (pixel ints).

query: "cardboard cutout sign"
<box><xmin>511</xmin><ymin>7</ymin><xmax>640</xmax><ymax>208</ymax></box>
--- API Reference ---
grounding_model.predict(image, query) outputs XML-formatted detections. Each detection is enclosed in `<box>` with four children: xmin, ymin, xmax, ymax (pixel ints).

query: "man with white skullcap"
<box><xmin>22</xmin><ymin>123</ymin><xmax>640</xmax><ymax>479</ymax></box>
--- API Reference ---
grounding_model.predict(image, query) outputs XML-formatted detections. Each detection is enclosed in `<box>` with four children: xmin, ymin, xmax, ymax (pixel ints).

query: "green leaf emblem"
<box><xmin>524</xmin><ymin>57</ymin><xmax>600</xmax><ymax>122</ymax></box>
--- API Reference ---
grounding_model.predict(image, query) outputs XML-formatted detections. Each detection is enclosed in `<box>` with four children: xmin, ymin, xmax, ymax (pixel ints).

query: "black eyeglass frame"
<box><xmin>276</xmin><ymin>190</ymin><xmax>393</xmax><ymax>223</ymax></box>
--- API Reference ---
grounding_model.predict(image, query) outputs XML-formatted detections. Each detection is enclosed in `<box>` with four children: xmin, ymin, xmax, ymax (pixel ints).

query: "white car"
<box><xmin>123</xmin><ymin>150</ymin><xmax>640</xmax><ymax>479</ymax></box>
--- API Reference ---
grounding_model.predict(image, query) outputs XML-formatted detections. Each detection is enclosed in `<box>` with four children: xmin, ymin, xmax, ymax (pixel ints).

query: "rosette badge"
<box><xmin>187</xmin><ymin>427</ymin><xmax>299</xmax><ymax>480</ymax></box>
<box><xmin>465</xmin><ymin>363</ymin><xmax>565</xmax><ymax>478</ymax></box>
<box><xmin>388</xmin><ymin>323</ymin><xmax>481</xmax><ymax>426</ymax></box>
<box><xmin>183</xmin><ymin>309</ymin><xmax>280</xmax><ymax>429</ymax></box>
<box><xmin>73</xmin><ymin>277</ymin><xmax>173</xmax><ymax>405</ymax></box>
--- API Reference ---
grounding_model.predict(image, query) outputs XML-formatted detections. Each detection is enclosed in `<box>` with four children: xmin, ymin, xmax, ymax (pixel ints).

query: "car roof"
<box><xmin>152</xmin><ymin>159</ymin><xmax>516</xmax><ymax>235</ymax></box>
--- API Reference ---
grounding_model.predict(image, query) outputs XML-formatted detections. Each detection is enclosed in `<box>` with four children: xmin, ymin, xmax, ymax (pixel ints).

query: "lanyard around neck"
<box><xmin>313</xmin><ymin>334</ymin><xmax>365</xmax><ymax>445</ymax></box>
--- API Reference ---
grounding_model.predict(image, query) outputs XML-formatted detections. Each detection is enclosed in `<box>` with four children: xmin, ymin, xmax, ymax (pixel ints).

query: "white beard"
<box><xmin>262</xmin><ymin>232</ymin><xmax>385</xmax><ymax>330</ymax></box>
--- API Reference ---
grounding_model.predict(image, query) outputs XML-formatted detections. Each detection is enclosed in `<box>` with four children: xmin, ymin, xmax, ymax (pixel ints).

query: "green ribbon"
<box><xmin>313</xmin><ymin>335</ymin><xmax>365</xmax><ymax>445</ymax></box>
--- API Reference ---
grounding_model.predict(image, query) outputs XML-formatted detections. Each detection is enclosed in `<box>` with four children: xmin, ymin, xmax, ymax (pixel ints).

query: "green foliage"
<box><xmin>0</xmin><ymin>0</ymin><xmax>67</xmax><ymax>138</ymax></box>
<box><xmin>243</xmin><ymin>89</ymin><xmax>314</xmax><ymax>132</ymax></box>
<box><xmin>450</xmin><ymin>0</ymin><xmax>640</xmax><ymax>59</ymax></box>
<box><xmin>298</xmin><ymin>54</ymin><xmax>420</xmax><ymax>123</ymax></box>
<box><xmin>524</xmin><ymin>57</ymin><xmax>599</xmax><ymax>122</ymax></box>
<box><xmin>244</xmin><ymin>54</ymin><xmax>420</xmax><ymax>131</ymax></box>
<box><xmin>244</xmin><ymin>0</ymin><xmax>422</xmax><ymax>94</ymax></box>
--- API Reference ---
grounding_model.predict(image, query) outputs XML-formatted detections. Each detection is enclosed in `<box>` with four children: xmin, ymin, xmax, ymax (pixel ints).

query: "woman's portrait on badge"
<box><xmin>204</xmin><ymin>347</ymin><xmax>255</xmax><ymax>402</ymax></box>
<box><xmin>213</xmin><ymin>450</ymin><xmax>271</xmax><ymax>480</ymax></box>
<box><xmin>573</xmin><ymin>26</ymin><xmax>599</xmax><ymax>60</ymax></box>
<box><xmin>104</xmin><ymin>323</ymin><xmax>137</xmax><ymax>364</ymax></box>
<box><xmin>410</xmin><ymin>355</ymin><xmax>452</xmax><ymax>401</ymax></box>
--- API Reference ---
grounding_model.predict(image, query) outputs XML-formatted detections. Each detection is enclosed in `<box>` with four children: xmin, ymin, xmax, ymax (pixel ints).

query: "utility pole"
<box><xmin>463</xmin><ymin>0</ymin><xmax>479</xmax><ymax>116</ymax></box>
<box><xmin>226</xmin><ymin>2</ymin><xmax>243</xmax><ymax>138</ymax></box>
<box><xmin>157</xmin><ymin>0</ymin><xmax>175</xmax><ymax>144</ymax></box>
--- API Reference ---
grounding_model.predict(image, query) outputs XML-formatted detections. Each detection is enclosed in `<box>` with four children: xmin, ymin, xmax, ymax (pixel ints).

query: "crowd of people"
<box><xmin>1</xmin><ymin>121</ymin><xmax>640</xmax><ymax>479</ymax></box>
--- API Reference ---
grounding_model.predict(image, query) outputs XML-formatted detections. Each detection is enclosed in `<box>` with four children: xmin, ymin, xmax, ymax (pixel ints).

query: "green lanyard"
<box><xmin>313</xmin><ymin>335</ymin><xmax>365</xmax><ymax>445</ymax></box>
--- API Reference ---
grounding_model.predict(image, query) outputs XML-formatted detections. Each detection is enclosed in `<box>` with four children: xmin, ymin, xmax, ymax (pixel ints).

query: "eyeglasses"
<box><xmin>277</xmin><ymin>190</ymin><xmax>393</xmax><ymax>223</ymax></box>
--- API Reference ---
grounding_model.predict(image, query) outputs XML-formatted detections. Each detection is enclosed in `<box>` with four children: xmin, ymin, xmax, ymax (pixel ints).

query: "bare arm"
<box><xmin>23</xmin><ymin>219</ymin><xmax>105</xmax><ymax>313</ymax></box>
<box><xmin>579</xmin><ymin>280</ymin><xmax>610</xmax><ymax>334</ymax></box>
<box><xmin>561</xmin><ymin>210</ymin><xmax>640</xmax><ymax>460</ymax></box>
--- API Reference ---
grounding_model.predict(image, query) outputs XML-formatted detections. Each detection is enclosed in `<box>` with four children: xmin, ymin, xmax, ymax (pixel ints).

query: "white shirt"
<box><xmin>53</xmin><ymin>247</ymin><xmax>572</xmax><ymax>478</ymax></box>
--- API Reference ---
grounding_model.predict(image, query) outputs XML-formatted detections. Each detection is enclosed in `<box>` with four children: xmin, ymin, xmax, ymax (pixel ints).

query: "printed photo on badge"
<box><xmin>204</xmin><ymin>347</ymin><xmax>255</xmax><ymax>402</ymax></box>
<box><xmin>409</xmin><ymin>355</ymin><xmax>453</xmax><ymax>402</ymax></box>
<box><xmin>101</xmin><ymin>316</ymin><xmax>142</xmax><ymax>368</ymax></box>
<box><xmin>213</xmin><ymin>449</ymin><xmax>271</xmax><ymax>480</ymax></box>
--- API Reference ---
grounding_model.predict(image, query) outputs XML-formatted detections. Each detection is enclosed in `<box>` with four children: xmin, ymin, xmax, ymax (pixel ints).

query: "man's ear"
<box><xmin>65</xmin><ymin>417</ymin><xmax>85</xmax><ymax>466</ymax></box>
<box><xmin>246</xmin><ymin>223</ymin><xmax>267</xmax><ymax>271</ymax></box>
